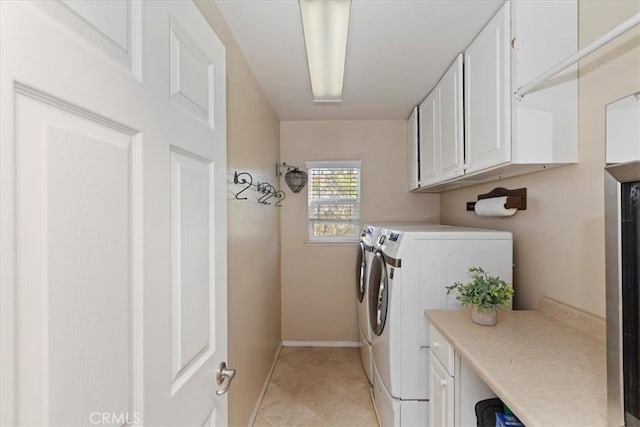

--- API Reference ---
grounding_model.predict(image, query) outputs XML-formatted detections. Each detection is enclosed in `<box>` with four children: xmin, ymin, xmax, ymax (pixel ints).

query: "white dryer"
<box><xmin>368</xmin><ymin>225</ymin><xmax>513</xmax><ymax>426</ymax></box>
<box><xmin>356</xmin><ymin>224</ymin><xmax>388</xmax><ymax>385</ymax></box>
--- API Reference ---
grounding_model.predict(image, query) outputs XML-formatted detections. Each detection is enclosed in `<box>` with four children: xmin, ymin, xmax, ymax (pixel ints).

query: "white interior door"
<box><xmin>0</xmin><ymin>1</ymin><xmax>229</xmax><ymax>426</ymax></box>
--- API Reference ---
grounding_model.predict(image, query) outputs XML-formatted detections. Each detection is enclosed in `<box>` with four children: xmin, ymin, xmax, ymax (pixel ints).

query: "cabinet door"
<box><xmin>464</xmin><ymin>2</ymin><xmax>511</xmax><ymax>173</ymax></box>
<box><xmin>429</xmin><ymin>352</ymin><xmax>454</xmax><ymax>427</ymax></box>
<box><xmin>407</xmin><ymin>106</ymin><xmax>419</xmax><ymax>190</ymax></box>
<box><xmin>419</xmin><ymin>90</ymin><xmax>439</xmax><ymax>186</ymax></box>
<box><xmin>439</xmin><ymin>54</ymin><xmax>464</xmax><ymax>181</ymax></box>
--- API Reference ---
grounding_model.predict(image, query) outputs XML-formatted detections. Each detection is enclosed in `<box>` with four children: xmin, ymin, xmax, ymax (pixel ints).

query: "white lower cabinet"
<box><xmin>429</xmin><ymin>323</ymin><xmax>497</xmax><ymax>427</ymax></box>
<box><xmin>429</xmin><ymin>352</ymin><xmax>454</xmax><ymax>427</ymax></box>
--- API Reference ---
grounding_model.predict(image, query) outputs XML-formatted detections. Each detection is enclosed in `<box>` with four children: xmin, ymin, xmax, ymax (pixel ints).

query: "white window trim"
<box><xmin>306</xmin><ymin>160</ymin><xmax>362</xmax><ymax>169</ymax></box>
<box><xmin>306</xmin><ymin>160</ymin><xmax>362</xmax><ymax>243</ymax></box>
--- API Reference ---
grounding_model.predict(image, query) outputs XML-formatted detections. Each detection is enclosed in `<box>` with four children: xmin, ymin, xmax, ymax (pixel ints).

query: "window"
<box><xmin>307</xmin><ymin>160</ymin><xmax>361</xmax><ymax>242</ymax></box>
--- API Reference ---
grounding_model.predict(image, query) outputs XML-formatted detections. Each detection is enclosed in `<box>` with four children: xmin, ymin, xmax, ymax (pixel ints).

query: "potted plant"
<box><xmin>445</xmin><ymin>267</ymin><xmax>514</xmax><ymax>326</ymax></box>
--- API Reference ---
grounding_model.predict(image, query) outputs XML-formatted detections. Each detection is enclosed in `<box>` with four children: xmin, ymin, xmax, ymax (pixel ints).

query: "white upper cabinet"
<box><xmin>464</xmin><ymin>2</ymin><xmax>511</xmax><ymax>174</ymax></box>
<box><xmin>510</xmin><ymin>0</ymin><xmax>578</xmax><ymax>166</ymax></box>
<box><xmin>606</xmin><ymin>93</ymin><xmax>640</xmax><ymax>164</ymax></box>
<box><xmin>438</xmin><ymin>54</ymin><xmax>465</xmax><ymax>181</ymax></box>
<box><xmin>411</xmin><ymin>0</ymin><xmax>577</xmax><ymax>192</ymax></box>
<box><xmin>407</xmin><ymin>106</ymin><xmax>419</xmax><ymax>190</ymax></box>
<box><xmin>419</xmin><ymin>89</ymin><xmax>439</xmax><ymax>186</ymax></box>
<box><xmin>414</xmin><ymin>55</ymin><xmax>464</xmax><ymax>189</ymax></box>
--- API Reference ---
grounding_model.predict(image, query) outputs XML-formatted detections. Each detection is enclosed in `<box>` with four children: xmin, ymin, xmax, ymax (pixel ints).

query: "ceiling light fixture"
<box><xmin>299</xmin><ymin>0</ymin><xmax>351</xmax><ymax>103</ymax></box>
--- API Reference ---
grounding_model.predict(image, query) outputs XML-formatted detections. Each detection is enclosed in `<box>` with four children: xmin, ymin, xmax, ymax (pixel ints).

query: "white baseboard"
<box><xmin>281</xmin><ymin>340</ymin><xmax>360</xmax><ymax>348</ymax></box>
<box><xmin>247</xmin><ymin>342</ymin><xmax>282</xmax><ymax>427</ymax></box>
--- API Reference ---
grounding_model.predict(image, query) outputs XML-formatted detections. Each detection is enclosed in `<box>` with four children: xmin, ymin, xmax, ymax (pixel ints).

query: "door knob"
<box><xmin>216</xmin><ymin>361</ymin><xmax>236</xmax><ymax>396</ymax></box>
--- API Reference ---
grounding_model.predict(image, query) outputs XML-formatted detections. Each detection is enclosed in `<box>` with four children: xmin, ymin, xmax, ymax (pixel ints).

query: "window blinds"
<box><xmin>307</xmin><ymin>162</ymin><xmax>361</xmax><ymax>239</ymax></box>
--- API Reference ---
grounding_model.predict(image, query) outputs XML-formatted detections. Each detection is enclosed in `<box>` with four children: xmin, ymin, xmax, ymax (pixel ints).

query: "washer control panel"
<box><xmin>379</xmin><ymin>229</ymin><xmax>403</xmax><ymax>258</ymax></box>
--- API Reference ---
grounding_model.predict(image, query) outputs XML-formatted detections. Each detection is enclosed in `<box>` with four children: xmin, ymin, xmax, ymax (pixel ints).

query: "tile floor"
<box><xmin>253</xmin><ymin>347</ymin><xmax>379</xmax><ymax>427</ymax></box>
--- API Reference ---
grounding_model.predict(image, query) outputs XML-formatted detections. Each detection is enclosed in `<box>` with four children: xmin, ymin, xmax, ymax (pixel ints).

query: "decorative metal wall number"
<box><xmin>233</xmin><ymin>172</ymin><xmax>253</xmax><ymax>200</ymax></box>
<box><xmin>232</xmin><ymin>171</ymin><xmax>285</xmax><ymax>207</ymax></box>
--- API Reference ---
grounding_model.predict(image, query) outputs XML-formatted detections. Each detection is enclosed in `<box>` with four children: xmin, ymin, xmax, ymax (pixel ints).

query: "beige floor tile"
<box><xmin>271</xmin><ymin>362</ymin><xmax>314</xmax><ymax>386</ymax></box>
<box><xmin>278</xmin><ymin>349</ymin><xmax>316</xmax><ymax>369</ymax></box>
<box><xmin>319</xmin><ymin>400</ymin><xmax>379</xmax><ymax>426</ymax></box>
<box><xmin>345</xmin><ymin>383</ymin><xmax>374</xmax><ymax>409</ymax></box>
<box><xmin>252</xmin><ymin>414</ymin><xmax>273</xmax><ymax>427</ymax></box>
<box><xmin>257</xmin><ymin>347</ymin><xmax>378</xmax><ymax>427</ymax></box>
<box><xmin>297</xmin><ymin>414</ymin><xmax>334</xmax><ymax>427</ymax></box>
<box><xmin>261</xmin><ymin>383</ymin><xmax>290</xmax><ymax>409</ymax></box>
<box><xmin>323</xmin><ymin>361</ymin><xmax>365</xmax><ymax>381</ymax></box>
<box><xmin>297</xmin><ymin>361</ymin><xmax>332</xmax><ymax>381</ymax></box>
<box><xmin>260</xmin><ymin>399</ymin><xmax>316</xmax><ymax>426</ymax></box>
<box><xmin>329</xmin><ymin>373</ymin><xmax>369</xmax><ymax>395</ymax></box>
<box><xmin>270</xmin><ymin>367</ymin><xmax>321</xmax><ymax>395</ymax></box>
<box><xmin>326</xmin><ymin>348</ymin><xmax>360</xmax><ymax>364</ymax></box>
<box><xmin>293</xmin><ymin>380</ymin><xmax>348</xmax><ymax>413</ymax></box>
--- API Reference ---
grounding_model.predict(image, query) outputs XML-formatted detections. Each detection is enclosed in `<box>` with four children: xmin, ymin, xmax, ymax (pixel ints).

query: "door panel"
<box><xmin>33</xmin><ymin>0</ymin><xmax>142</xmax><ymax>77</ymax></box>
<box><xmin>170</xmin><ymin>21</ymin><xmax>216</xmax><ymax>126</ymax></box>
<box><xmin>14</xmin><ymin>89</ymin><xmax>140</xmax><ymax>426</ymax></box>
<box><xmin>170</xmin><ymin>148</ymin><xmax>216</xmax><ymax>395</ymax></box>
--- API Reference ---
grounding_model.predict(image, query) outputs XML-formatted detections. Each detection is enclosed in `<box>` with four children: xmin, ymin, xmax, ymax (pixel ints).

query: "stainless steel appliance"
<box><xmin>605</xmin><ymin>92</ymin><xmax>640</xmax><ymax>427</ymax></box>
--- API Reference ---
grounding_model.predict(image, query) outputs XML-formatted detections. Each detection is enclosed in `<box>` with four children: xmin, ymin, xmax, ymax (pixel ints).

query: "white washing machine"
<box><xmin>357</xmin><ymin>223</ymin><xmax>435</xmax><ymax>386</ymax></box>
<box><xmin>357</xmin><ymin>223</ymin><xmax>393</xmax><ymax>385</ymax></box>
<box><xmin>368</xmin><ymin>225</ymin><xmax>513</xmax><ymax>426</ymax></box>
<box><xmin>357</xmin><ymin>225</ymin><xmax>377</xmax><ymax>385</ymax></box>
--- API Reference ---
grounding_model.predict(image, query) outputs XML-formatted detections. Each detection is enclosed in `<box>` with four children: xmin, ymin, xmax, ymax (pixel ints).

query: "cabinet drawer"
<box><xmin>430</xmin><ymin>323</ymin><xmax>455</xmax><ymax>375</ymax></box>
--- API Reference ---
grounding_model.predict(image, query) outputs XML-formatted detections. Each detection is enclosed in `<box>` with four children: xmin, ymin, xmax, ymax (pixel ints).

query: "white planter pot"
<box><xmin>471</xmin><ymin>306</ymin><xmax>497</xmax><ymax>326</ymax></box>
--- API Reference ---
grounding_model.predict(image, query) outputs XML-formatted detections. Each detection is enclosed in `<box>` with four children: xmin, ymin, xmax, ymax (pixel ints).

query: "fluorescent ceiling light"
<box><xmin>299</xmin><ymin>0</ymin><xmax>351</xmax><ymax>103</ymax></box>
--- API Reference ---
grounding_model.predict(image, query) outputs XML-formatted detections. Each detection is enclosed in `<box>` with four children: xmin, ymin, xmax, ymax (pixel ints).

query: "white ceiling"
<box><xmin>215</xmin><ymin>0</ymin><xmax>504</xmax><ymax>120</ymax></box>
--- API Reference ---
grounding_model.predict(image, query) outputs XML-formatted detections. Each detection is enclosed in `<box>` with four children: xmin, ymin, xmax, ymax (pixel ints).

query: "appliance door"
<box><xmin>605</xmin><ymin>161</ymin><xmax>640</xmax><ymax>427</ymax></box>
<box><xmin>356</xmin><ymin>241</ymin><xmax>366</xmax><ymax>302</ymax></box>
<box><xmin>369</xmin><ymin>250</ymin><xmax>389</xmax><ymax>336</ymax></box>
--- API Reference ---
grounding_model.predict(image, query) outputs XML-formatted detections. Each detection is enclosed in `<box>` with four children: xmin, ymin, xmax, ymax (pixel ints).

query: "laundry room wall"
<box><xmin>439</xmin><ymin>0</ymin><xmax>640</xmax><ymax>317</ymax></box>
<box><xmin>280</xmin><ymin>120</ymin><xmax>440</xmax><ymax>342</ymax></box>
<box><xmin>195</xmin><ymin>2</ymin><xmax>282</xmax><ymax>426</ymax></box>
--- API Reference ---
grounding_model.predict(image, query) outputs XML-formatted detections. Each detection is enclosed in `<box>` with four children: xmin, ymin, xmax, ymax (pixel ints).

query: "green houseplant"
<box><xmin>445</xmin><ymin>267</ymin><xmax>514</xmax><ymax>326</ymax></box>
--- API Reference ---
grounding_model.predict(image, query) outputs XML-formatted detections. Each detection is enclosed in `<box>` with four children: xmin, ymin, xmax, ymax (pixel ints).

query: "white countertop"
<box><xmin>425</xmin><ymin>308</ymin><xmax>606</xmax><ymax>427</ymax></box>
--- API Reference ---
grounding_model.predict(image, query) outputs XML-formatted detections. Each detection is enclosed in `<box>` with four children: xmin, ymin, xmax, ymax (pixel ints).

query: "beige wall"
<box><xmin>195</xmin><ymin>2</ymin><xmax>282</xmax><ymax>426</ymax></box>
<box><xmin>280</xmin><ymin>121</ymin><xmax>439</xmax><ymax>341</ymax></box>
<box><xmin>440</xmin><ymin>1</ymin><xmax>640</xmax><ymax>316</ymax></box>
